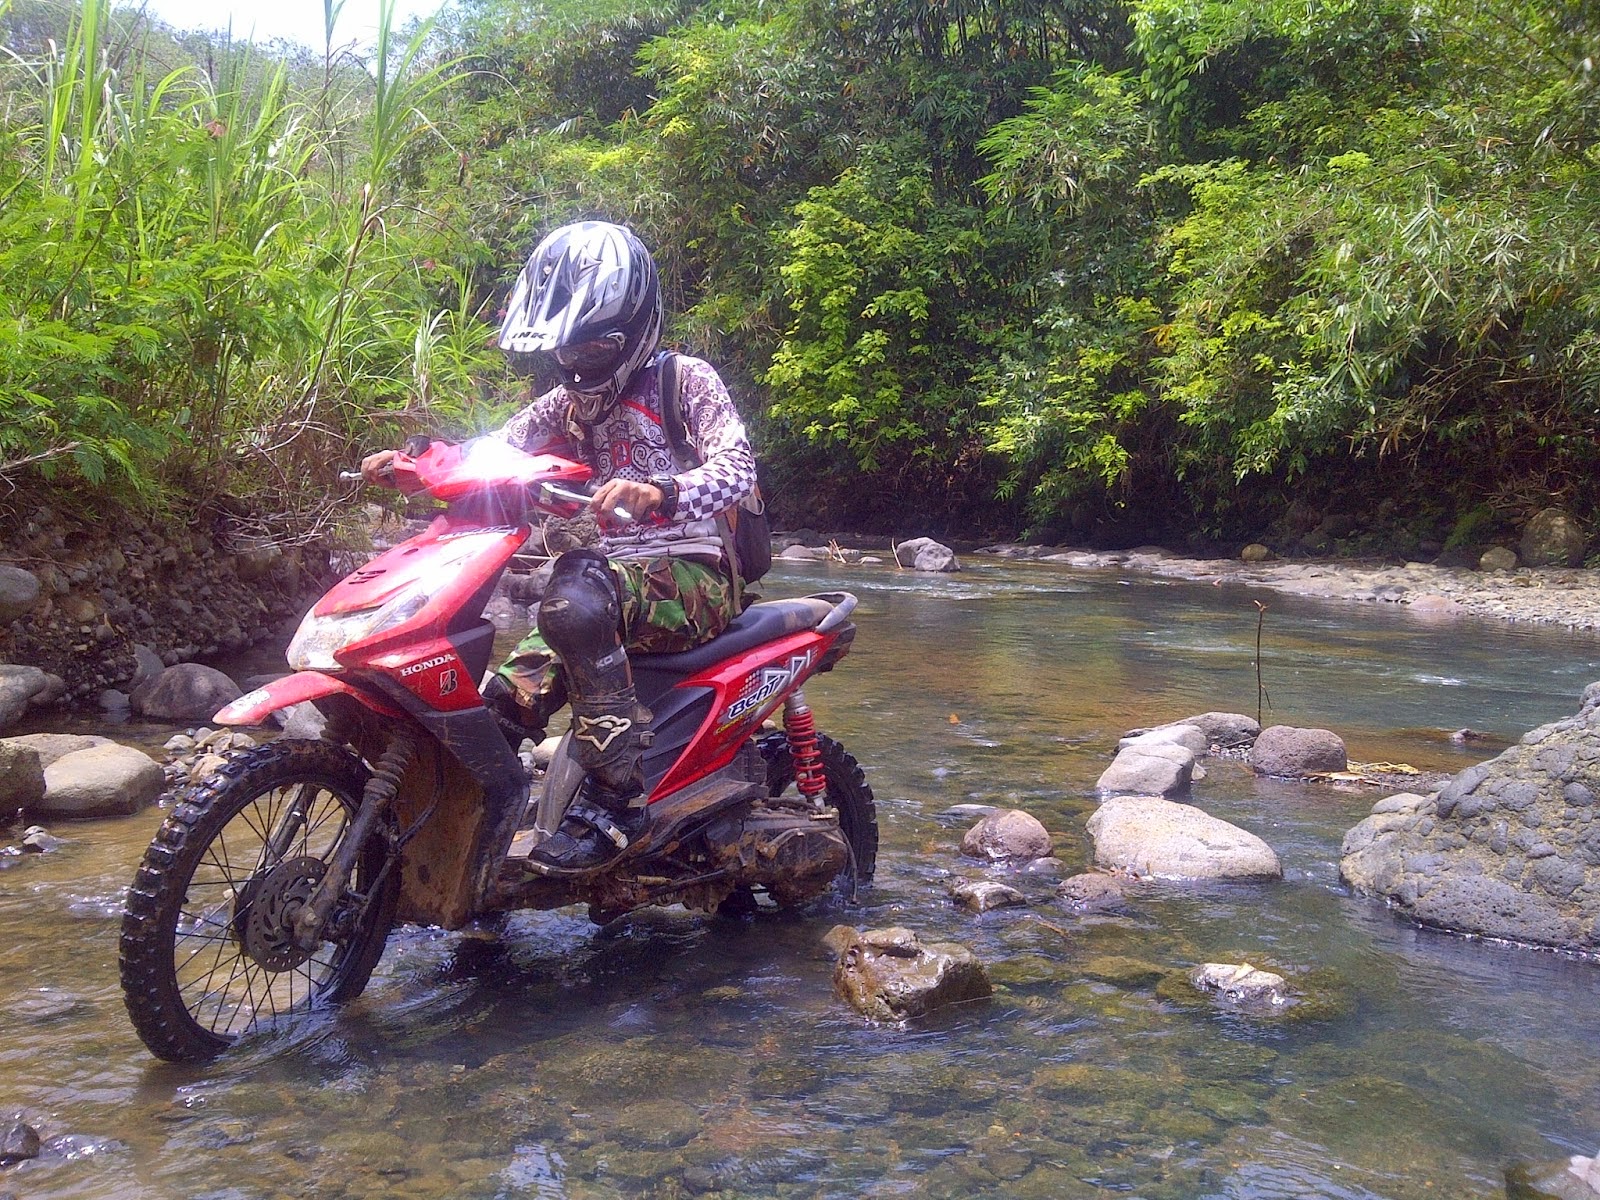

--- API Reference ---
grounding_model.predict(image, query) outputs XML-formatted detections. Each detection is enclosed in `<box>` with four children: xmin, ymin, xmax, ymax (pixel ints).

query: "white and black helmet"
<box><xmin>498</xmin><ymin>220</ymin><xmax>663</xmax><ymax>417</ymax></box>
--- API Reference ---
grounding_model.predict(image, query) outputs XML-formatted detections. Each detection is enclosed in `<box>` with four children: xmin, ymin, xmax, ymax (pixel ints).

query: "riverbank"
<box><xmin>970</xmin><ymin>543</ymin><xmax>1600</xmax><ymax>630</ymax></box>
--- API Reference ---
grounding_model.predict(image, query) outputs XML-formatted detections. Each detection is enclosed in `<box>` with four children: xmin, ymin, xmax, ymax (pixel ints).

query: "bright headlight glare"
<box><xmin>286</xmin><ymin>588</ymin><xmax>433</xmax><ymax>670</ymax></box>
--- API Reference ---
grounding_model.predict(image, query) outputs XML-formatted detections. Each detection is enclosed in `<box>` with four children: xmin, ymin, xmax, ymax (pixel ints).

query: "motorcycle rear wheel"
<box><xmin>757</xmin><ymin>731</ymin><xmax>879</xmax><ymax>888</ymax></box>
<box><xmin>120</xmin><ymin>740</ymin><xmax>398</xmax><ymax>1062</ymax></box>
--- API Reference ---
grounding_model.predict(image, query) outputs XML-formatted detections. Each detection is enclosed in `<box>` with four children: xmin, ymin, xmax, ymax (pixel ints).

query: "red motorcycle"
<box><xmin>119</xmin><ymin>437</ymin><xmax>877</xmax><ymax>1061</ymax></box>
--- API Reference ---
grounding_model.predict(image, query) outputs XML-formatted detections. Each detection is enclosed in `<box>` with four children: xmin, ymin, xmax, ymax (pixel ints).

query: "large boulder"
<box><xmin>37</xmin><ymin>743</ymin><xmax>165</xmax><ymax>818</ymax></box>
<box><xmin>893</xmin><ymin>537</ymin><xmax>960</xmax><ymax>573</ymax></box>
<box><xmin>960</xmin><ymin>809</ymin><xmax>1053</xmax><ymax>861</ymax></box>
<box><xmin>1340</xmin><ymin>686</ymin><xmax>1600</xmax><ymax>953</ymax></box>
<box><xmin>0</xmin><ymin>566</ymin><xmax>41</xmax><ymax>622</ymax></box>
<box><xmin>1249</xmin><ymin>725</ymin><xmax>1348</xmax><ymax>777</ymax></box>
<box><xmin>3</xmin><ymin>733</ymin><xmax>113</xmax><ymax>768</ymax></box>
<box><xmin>131</xmin><ymin>663</ymin><xmax>243</xmax><ymax>721</ymax></box>
<box><xmin>832</xmin><ymin>926</ymin><xmax>992</xmax><ymax>1022</ymax></box>
<box><xmin>0</xmin><ymin>740</ymin><xmax>46</xmax><ymax>811</ymax></box>
<box><xmin>1521</xmin><ymin>507</ymin><xmax>1587</xmax><ymax>568</ymax></box>
<box><xmin>1087</xmin><ymin>796</ymin><xmax>1283</xmax><ymax>880</ymax></box>
<box><xmin>1096</xmin><ymin>740</ymin><xmax>1196</xmax><ymax>797</ymax></box>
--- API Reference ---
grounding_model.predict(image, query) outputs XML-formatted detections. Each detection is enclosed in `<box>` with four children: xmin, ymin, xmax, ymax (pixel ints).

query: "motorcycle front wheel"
<box><xmin>120</xmin><ymin>740</ymin><xmax>399</xmax><ymax>1062</ymax></box>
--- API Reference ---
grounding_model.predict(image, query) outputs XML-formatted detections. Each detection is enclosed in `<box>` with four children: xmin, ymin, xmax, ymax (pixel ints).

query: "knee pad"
<box><xmin>537</xmin><ymin>549</ymin><xmax>623</xmax><ymax>666</ymax></box>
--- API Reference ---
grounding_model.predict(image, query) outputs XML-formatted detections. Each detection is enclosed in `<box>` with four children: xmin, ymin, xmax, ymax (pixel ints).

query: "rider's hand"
<box><xmin>591</xmin><ymin>478</ymin><xmax>665</xmax><ymax>524</ymax></box>
<box><xmin>360</xmin><ymin>449</ymin><xmax>398</xmax><ymax>486</ymax></box>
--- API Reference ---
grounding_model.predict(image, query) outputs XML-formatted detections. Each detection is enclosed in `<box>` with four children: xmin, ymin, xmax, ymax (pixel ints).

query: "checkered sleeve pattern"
<box><xmin>492</xmin><ymin>386</ymin><xmax>571</xmax><ymax>454</ymax></box>
<box><xmin>672</xmin><ymin>356</ymin><xmax>757</xmax><ymax>523</ymax></box>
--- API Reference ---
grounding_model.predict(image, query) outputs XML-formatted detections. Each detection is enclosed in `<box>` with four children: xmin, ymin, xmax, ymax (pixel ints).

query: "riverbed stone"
<box><xmin>950</xmin><ymin>879</ymin><xmax>1027</xmax><ymax>913</ymax></box>
<box><xmin>3</xmin><ymin>733</ymin><xmax>113</xmax><ymax>769</ymax></box>
<box><xmin>0</xmin><ymin>665</ymin><xmax>52</xmax><ymax>729</ymax></box>
<box><xmin>1086</xmin><ymin>796</ymin><xmax>1283</xmax><ymax>880</ymax></box>
<box><xmin>894</xmin><ymin>537</ymin><xmax>960</xmax><ymax>572</ymax></box>
<box><xmin>1127</xmin><ymin>711</ymin><xmax>1261</xmax><ymax>750</ymax></box>
<box><xmin>1249</xmin><ymin>725</ymin><xmax>1348</xmax><ymax>777</ymax></box>
<box><xmin>1340</xmin><ymin>685</ymin><xmax>1600</xmax><ymax>953</ymax></box>
<box><xmin>1117</xmin><ymin>723</ymin><xmax>1208</xmax><ymax>756</ymax></box>
<box><xmin>960</xmin><ymin>809</ymin><xmax>1053</xmax><ymax>861</ymax></box>
<box><xmin>1096</xmin><ymin>740</ymin><xmax>1195</xmax><ymax>797</ymax></box>
<box><xmin>1507</xmin><ymin>1151</ymin><xmax>1600</xmax><ymax>1200</ymax></box>
<box><xmin>131</xmin><ymin>662</ymin><xmax>243</xmax><ymax>721</ymax></box>
<box><xmin>0</xmin><ymin>1120</ymin><xmax>40</xmax><ymax>1163</ymax></box>
<box><xmin>0</xmin><ymin>568</ymin><xmax>41</xmax><ymax>622</ymax></box>
<box><xmin>1056</xmin><ymin>871</ymin><xmax>1129</xmax><ymax>910</ymax></box>
<box><xmin>36</xmin><ymin>742</ymin><xmax>164</xmax><ymax>818</ymax></box>
<box><xmin>832</xmin><ymin>926</ymin><xmax>992</xmax><ymax>1022</ymax></box>
<box><xmin>0</xmin><ymin>741</ymin><xmax>45</xmax><ymax>811</ymax></box>
<box><xmin>1521</xmin><ymin>507</ymin><xmax>1587</xmax><ymax>568</ymax></box>
<box><xmin>1190</xmin><ymin>962</ymin><xmax>1291</xmax><ymax>1007</ymax></box>
<box><xmin>1480</xmin><ymin>545</ymin><xmax>1519</xmax><ymax>572</ymax></box>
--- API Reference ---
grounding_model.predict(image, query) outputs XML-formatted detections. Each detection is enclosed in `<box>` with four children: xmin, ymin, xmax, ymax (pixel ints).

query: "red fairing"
<box><xmin>389</xmin><ymin>438</ymin><xmax>590</xmax><ymax>502</ymax></box>
<box><xmin>650</xmin><ymin>628</ymin><xmax>840</xmax><ymax>800</ymax></box>
<box><xmin>316</xmin><ymin>521</ymin><xmax>529</xmax><ymax>618</ymax></box>
<box><xmin>214</xmin><ymin>671</ymin><xmax>404</xmax><ymax>726</ymax></box>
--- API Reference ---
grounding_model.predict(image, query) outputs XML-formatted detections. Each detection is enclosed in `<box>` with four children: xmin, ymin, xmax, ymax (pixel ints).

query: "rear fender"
<box><xmin>213</xmin><ymin>671</ymin><xmax>404</xmax><ymax>727</ymax></box>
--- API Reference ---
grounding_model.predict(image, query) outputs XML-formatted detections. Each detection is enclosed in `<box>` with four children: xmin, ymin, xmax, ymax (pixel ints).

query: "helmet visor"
<box><xmin>553</xmin><ymin>333</ymin><xmax>626</xmax><ymax>375</ymax></box>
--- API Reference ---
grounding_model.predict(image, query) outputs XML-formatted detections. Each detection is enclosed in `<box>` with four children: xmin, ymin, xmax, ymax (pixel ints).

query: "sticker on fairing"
<box><xmin>719</xmin><ymin>652</ymin><xmax>813</xmax><ymax>730</ymax></box>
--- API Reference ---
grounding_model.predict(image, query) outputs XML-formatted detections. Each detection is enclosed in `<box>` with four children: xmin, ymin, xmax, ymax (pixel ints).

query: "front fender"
<box><xmin>214</xmin><ymin>671</ymin><xmax>404</xmax><ymax>726</ymax></box>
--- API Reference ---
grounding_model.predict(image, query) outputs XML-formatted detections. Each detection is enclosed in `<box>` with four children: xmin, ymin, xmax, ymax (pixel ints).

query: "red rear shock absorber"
<box><xmin>783</xmin><ymin>690</ymin><xmax>826</xmax><ymax>802</ymax></box>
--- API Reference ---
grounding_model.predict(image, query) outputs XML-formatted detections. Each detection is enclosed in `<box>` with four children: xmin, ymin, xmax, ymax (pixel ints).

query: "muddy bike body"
<box><xmin>119</xmin><ymin>437</ymin><xmax>877</xmax><ymax>1061</ymax></box>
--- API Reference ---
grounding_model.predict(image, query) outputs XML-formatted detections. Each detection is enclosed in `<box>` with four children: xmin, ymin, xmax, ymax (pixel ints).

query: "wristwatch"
<box><xmin>649</xmin><ymin>473</ymin><xmax>679</xmax><ymax>519</ymax></box>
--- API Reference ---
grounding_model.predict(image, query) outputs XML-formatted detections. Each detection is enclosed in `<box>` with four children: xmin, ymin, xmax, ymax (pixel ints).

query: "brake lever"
<box><xmin>539</xmin><ymin>482</ymin><xmax>632</xmax><ymax>523</ymax></box>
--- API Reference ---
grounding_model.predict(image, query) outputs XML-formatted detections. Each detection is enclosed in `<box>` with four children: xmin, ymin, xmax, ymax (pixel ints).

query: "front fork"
<box><xmin>290</xmin><ymin>733</ymin><xmax>415</xmax><ymax>950</ymax></box>
<box><xmin>783</xmin><ymin>689</ymin><xmax>827</xmax><ymax>804</ymax></box>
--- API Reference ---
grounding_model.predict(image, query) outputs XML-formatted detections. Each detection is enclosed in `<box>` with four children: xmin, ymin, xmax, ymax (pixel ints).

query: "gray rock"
<box><xmin>1506</xmin><ymin>1151</ymin><xmax>1600</xmax><ymax>1200</ymax></box>
<box><xmin>0</xmin><ymin>665</ymin><xmax>51</xmax><ymax>728</ymax></box>
<box><xmin>960</xmin><ymin>809</ymin><xmax>1053</xmax><ymax>861</ymax></box>
<box><xmin>1479</xmin><ymin>545</ymin><xmax>1519</xmax><ymax>572</ymax></box>
<box><xmin>0</xmin><ymin>1120</ymin><xmax>40</xmax><ymax>1163</ymax></box>
<box><xmin>894</xmin><ymin>537</ymin><xmax>960</xmax><ymax>573</ymax></box>
<box><xmin>1133</xmin><ymin>712</ymin><xmax>1261</xmax><ymax>749</ymax></box>
<box><xmin>1340</xmin><ymin>686</ymin><xmax>1600</xmax><ymax>953</ymax></box>
<box><xmin>128</xmin><ymin>643</ymin><xmax>166</xmax><ymax>691</ymax></box>
<box><xmin>1096</xmin><ymin>741</ymin><xmax>1195</xmax><ymax>797</ymax></box>
<box><xmin>37</xmin><ymin>743</ymin><xmax>165</xmax><ymax>818</ymax></box>
<box><xmin>1521</xmin><ymin>507</ymin><xmax>1587</xmax><ymax>568</ymax></box>
<box><xmin>131</xmin><ymin>663</ymin><xmax>243</xmax><ymax>721</ymax></box>
<box><xmin>0</xmin><ymin>567</ymin><xmax>41</xmax><ymax>622</ymax></box>
<box><xmin>832</xmin><ymin>927</ymin><xmax>992</xmax><ymax>1022</ymax></box>
<box><xmin>1086</xmin><ymin>796</ymin><xmax>1283</xmax><ymax>880</ymax></box>
<box><xmin>950</xmin><ymin>879</ymin><xmax>1027</xmax><ymax>913</ymax></box>
<box><xmin>777</xmin><ymin>544</ymin><xmax>829</xmax><ymax>561</ymax></box>
<box><xmin>0</xmin><ymin>741</ymin><xmax>45</xmax><ymax>811</ymax></box>
<box><xmin>276</xmin><ymin>701</ymin><xmax>327</xmax><ymax>740</ymax></box>
<box><xmin>1116</xmin><ymin>723</ymin><xmax>1208</xmax><ymax>756</ymax></box>
<box><xmin>3</xmin><ymin>733</ymin><xmax>113</xmax><ymax>769</ymax></box>
<box><xmin>20</xmin><ymin>826</ymin><xmax>63</xmax><ymax>853</ymax></box>
<box><xmin>1056</xmin><ymin>872</ymin><xmax>1128</xmax><ymax>910</ymax></box>
<box><xmin>1249</xmin><ymin>725</ymin><xmax>1348</xmax><ymax>777</ymax></box>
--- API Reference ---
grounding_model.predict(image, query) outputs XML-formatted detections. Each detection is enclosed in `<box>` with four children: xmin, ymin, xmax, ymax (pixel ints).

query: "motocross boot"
<box><xmin>528</xmin><ymin>548</ymin><xmax>653</xmax><ymax>874</ymax></box>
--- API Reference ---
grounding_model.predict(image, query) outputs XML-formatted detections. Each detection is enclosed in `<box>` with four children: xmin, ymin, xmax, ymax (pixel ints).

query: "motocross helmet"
<box><xmin>497</xmin><ymin>220</ymin><xmax>663</xmax><ymax>420</ymax></box>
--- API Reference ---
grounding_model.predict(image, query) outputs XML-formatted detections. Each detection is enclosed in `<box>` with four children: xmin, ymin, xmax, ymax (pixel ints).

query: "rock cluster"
<box><xmin>0</xmin><ymin>505</ymin><xmax>326</xmax><ymax>718</ymax></box>
<box><xmin>1340</xmin><ymin>684</ymin><xmax>1600</xmax><ymax>954</ymax></box>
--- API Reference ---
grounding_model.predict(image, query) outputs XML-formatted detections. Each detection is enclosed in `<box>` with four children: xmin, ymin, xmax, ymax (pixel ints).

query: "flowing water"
<box><xmin>5</xmin><ymin>558</ymin><xmax>1600</xmax><ymax>1199</ymax></box>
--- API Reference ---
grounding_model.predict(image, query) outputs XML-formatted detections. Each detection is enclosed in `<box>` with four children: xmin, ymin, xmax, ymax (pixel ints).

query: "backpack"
<box><xmin>657</xmin><ymin>354</ymin><xmax>772</xmax><ymax>598</ymax></box>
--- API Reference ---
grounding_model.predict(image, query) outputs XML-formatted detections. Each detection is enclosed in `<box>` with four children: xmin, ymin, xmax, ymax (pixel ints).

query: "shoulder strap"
<box><xmin>658</xmin><ymin>353</ymin><xmax>698</xmax><ymax>471</ymax></box>
<box><xmin>657</xmin><ymin>352</ymin><xmax>744</xmax><ymax>606</ymax></box>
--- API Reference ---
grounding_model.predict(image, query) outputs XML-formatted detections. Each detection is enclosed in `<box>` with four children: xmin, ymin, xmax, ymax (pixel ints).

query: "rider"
<box><xmin>362</xmin><ymin>220</ymin><xmax>757</xmax><ymax>873</ymax></box>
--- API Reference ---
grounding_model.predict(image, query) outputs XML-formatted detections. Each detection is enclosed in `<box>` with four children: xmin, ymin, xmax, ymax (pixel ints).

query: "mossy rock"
<box><xmin>988</xmin><ymin>954</ymin><xmax>1064</xmax><ymax>989</ymax></box>
<box><xmin>1079</xmin><ymin>954</ymin><xmax>1171</xmax><ymax>989</ymax></box>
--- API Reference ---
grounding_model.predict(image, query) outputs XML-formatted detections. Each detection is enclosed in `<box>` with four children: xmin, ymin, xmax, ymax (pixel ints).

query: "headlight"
<box><xmin>286</xmin><ymin>586</ymin><xmax>433</xmax><ymax>670</ymax></box>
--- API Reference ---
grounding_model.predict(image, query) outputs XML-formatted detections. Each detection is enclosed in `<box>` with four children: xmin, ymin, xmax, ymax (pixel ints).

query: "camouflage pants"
<box><xmin>493</xmin><ymin>555</ymin><xmax>737</xmax><ymax>734</ymax></box>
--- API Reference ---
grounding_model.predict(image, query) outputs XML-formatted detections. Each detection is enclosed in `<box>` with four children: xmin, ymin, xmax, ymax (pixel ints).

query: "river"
<box><xmin>4</xmin><ymin>557</ymin><xmax>1598</xmax><ymax>1199</ymax></box>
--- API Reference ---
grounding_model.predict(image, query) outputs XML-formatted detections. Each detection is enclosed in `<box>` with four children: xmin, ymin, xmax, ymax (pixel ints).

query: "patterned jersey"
<box><xmin>494</xmin><ymin>351</ymin><xmax>756</xmax><ymax>563</ymax></box>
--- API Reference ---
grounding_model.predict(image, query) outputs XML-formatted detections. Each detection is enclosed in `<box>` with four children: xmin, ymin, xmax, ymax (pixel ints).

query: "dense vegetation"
<box><xmin>4</xmin><ymin>0</ymin><xmax>1598</xmax><ymax>555</ymax></box>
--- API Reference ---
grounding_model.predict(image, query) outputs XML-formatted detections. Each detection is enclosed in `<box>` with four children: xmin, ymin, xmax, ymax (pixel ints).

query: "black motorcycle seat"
<box><xmin>632</xmin><ymin>595</ymin><xmax>837</xmax><ymax>679</ymax></box>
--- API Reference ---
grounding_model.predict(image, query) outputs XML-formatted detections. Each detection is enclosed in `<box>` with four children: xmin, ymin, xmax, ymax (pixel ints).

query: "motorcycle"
<box><xmin>118</xmin><ymin>437</ymin><xmax>877</xmax><ymax>1062</ymax></box>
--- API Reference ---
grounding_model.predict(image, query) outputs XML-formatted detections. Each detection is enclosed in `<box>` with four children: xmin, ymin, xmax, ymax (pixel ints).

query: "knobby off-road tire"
<box><xmin>120</xmin><ymin>740</ymin><xmax>399</xmax><ymax>1062</ymax></box>
<box><xmin>757</xmin><ymin>731</ymin><xmax>879</xmax><ymax>889</ymax></box>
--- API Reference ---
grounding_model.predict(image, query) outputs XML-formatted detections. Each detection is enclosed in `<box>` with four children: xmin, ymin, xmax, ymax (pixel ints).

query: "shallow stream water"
<box><xmin>5</xmin><ymin>558</ymin><xmax>1600</xmax><ymax>1199</ymax></box>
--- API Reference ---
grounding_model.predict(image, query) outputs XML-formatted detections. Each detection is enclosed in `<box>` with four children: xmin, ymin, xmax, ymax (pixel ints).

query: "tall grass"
<box><xmin>0</xmin><ymin>0</ymin><xmax>495</xmax><ymax>528</ymax></box>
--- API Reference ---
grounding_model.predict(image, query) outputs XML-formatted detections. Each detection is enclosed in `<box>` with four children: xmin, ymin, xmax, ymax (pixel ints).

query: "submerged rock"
<box><xmin>960</xmin><ymin>809</ymin><xmax>1053</xmax><ymax>862</ymax></box>
<box><xmin>1056</xmin><ymin>872</ymin><xmax>1129</xmax><ymax>910</ymax></box>
<box><xmin>1507</xmin><ymin>1151</ymin><xmax>1600</xmax><ymax>1200</ymax></box>
<box><xmin>1086</xmin><ymin>796</ymin><xmax>1282</xmax><ymax>880</ymax></box>
<box><xmin>1340</xmin><ymin>684</ymin><xmax>1600</xmax><ymax>953</ymax></box>
<box><xmin>1190</xmin><ymin>962</ymin><xmax>1291</xmax><ymax>1007</ymax></box>
<box><xmin>950</xmin><ymin>879</ymin><xmax>1027</xmax><ymax>913</ymax></box>
<box><xmin>832</xmin><ymin>926</ymin><xmax>992</xmax><ymax>1022</ymax></box>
